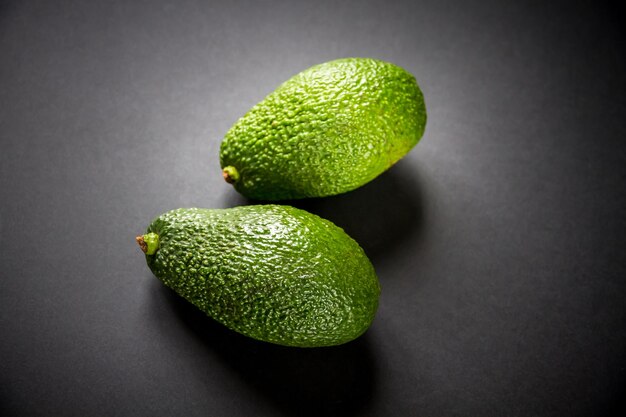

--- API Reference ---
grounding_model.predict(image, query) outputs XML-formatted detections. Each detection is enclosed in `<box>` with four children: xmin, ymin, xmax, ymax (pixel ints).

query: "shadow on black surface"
<box><xmin>153</xmin><ymin>279</ymin><xmax>377</xmax><ymax>417</ymax></box>
<box><xmin>222</xmin><ymin>160</ymin><xmax>424</xmax><ymax>262</ymax></box>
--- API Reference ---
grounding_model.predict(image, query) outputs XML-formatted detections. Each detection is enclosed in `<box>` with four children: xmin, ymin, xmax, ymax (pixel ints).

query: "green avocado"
<box><xmin>137</xmin><ymin>205</ymin><xmax>380</xmax><ymax>347</ymax></box>
<box><xmin>219</xmin><ymin>57</ymin><xmax>427</xmax><ymax>200</ymax></box>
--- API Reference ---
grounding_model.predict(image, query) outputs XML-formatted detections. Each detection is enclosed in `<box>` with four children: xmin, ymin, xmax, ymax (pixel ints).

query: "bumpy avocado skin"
<box><xmin>144</xmin><ymin>205</ymin><xmax>380</xmax><ymax>347</ymax></box>
<box><xmin>219</xmin><ymin>57</ymin><xmax>427</xmax><ymax>200</ymax></box>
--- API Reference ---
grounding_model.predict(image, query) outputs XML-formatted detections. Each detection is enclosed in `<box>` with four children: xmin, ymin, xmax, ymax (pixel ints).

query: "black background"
<box><xmin>1</xmin><ymin>1</ymin><xmax>625</xmax><ymax>416</ymax></box>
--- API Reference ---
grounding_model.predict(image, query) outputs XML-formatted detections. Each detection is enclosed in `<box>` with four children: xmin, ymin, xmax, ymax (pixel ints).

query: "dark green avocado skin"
<box><xmin>219</xmin><ymin>57</ymin><xmax>427</xmax><ymax>200</ymax></box>
<box><xmin>144</xmin><ymin>205</ymin><xmax>380</xmax><ymax>347</ymax></box>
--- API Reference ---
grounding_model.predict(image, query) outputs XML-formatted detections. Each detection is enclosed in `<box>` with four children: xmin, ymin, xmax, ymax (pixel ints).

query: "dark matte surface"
<box><xmin>1</xmin><ymin>1</ymin><xmax>625</xmax><ymax>416</ymax></box>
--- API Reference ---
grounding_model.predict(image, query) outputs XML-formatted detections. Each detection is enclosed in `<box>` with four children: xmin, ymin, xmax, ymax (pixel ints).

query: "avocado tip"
<box><xmin>137</xmin><ymin>233</ymin><xmax>160</xmax><ymax>255</ymax></box>
<box><xmin>222</xmin><ymin>166</ymin><xmax>239</xmax><ymax>184</ymax></box>
<box><xmin>136</xmin><ymin>235</ymin><xmax>148</xmax><ymax>253</ymax></box>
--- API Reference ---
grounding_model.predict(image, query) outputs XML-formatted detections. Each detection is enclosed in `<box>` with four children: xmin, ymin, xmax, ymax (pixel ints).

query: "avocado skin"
<box><xmin>220</xmin><ymin>57</ymin><xmax>427</xmax><ymax>200</ymax></box>
<box><xmin>145</xmin><ymin>205</ymin><xmax>380</xmax><ymax>347</ymax></box>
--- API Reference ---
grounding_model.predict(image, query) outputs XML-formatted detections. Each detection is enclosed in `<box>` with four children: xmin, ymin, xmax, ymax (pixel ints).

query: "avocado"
<box><xmin>137</xmin><ymin>205</ymin><xmax>380</xmax><ymax>347</ymax></box>
<box><xmin>220</xmin><ymin>57</ymin><xmax>427</xmax><ymax>200</ymax></box>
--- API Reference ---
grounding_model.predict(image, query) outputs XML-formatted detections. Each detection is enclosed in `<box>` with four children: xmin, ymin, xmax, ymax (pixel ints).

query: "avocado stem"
<box><xmin>136</xmin><ymin>233</ymin><xmax>160</xmax><ymax>255</ymax></box>
<box><xmin>222</xmin><ymin>166</ymin><xmax>239</xmax><ymax>184</ymax></box>
<box><xmin>136</xmin><ymin>235</ymin><xmax>147</xmax><ymax>253</ymax></box>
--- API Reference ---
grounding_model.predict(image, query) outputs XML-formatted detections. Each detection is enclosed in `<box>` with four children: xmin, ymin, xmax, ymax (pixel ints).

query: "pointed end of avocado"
<box><xmin>136</xmin><ymin>233</ymin><xmax>159</xmax><ymax>255</ymax></box>
<box><xmin>136</xmin><ymin>235</ymin><xmax>148</xmax><ymax>253</ymax></box>
<box><xmin>222</xmin><ymin>166</ymin><xmax>239</xmax><ymax>184</ymax></box>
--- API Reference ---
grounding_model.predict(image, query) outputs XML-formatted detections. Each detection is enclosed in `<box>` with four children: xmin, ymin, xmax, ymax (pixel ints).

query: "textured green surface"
<box><xmin>143</xmin><ymin>205</ymin><xmax>380</xmax><ymax>347</ymax></box>
<box><xmin>219</xmin><ymin>57</ymin><xmax>427</xmax><ymax>200</ymax></box>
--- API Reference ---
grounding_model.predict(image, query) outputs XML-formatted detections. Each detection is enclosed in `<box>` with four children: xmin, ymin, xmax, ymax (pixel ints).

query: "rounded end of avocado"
<box><xmin>136</xmin><ymin>232</ymin><xmax>160</xmax><ymax>255</ymax></box>
<box><xmin>222</xmin><ymin>166</ymin><xmax>239</xmax><ymax>184</ymax></box>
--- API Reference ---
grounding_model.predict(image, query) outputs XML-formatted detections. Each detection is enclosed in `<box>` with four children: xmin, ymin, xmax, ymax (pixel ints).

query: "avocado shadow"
<box><xmin>223</xmin><ymin>159</ymin><xmax>425</xmax><ymax>262</ymax></box>
<box><xmin>152</xmin><ymin>278</ymin><xmax>377</xmax><ymax>417</ymax></box>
